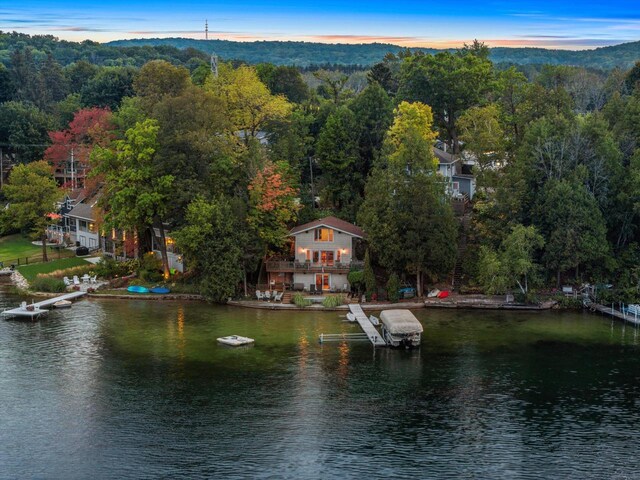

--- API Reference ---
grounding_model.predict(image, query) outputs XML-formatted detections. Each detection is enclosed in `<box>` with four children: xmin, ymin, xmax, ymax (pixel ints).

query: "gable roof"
<box><xmin>433</xmin><ymin>147</ymin><xmax>457</xmax><ymax>165</ymax></box>
<box><xmin>67</xmin><ymin>192</ymin><xmax>101</xmax><ymax>221</ymax></box>
<box><xmin>289</xmin><ymin>216</ymin><xmax>365</xmax><ymax>239</ymax></box>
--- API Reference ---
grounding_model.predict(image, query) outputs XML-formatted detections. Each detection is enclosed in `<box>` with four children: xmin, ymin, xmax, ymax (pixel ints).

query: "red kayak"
<box><xmin>437</xmin><ymin>290</ymin><xmax>450</xmax><ymax>299</ymax></box>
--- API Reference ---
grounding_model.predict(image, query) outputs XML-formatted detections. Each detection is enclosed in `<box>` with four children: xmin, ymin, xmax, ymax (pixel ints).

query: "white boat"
<box><xmin>53</xmin><ymin>300</ymin><xmax>72</xmax><ymax>309</ymax></box>
<box><xmin>368</xmin><ymin>315</ymin><xmax>380</xmax><ymax>326</ymax></box>
<box><xmin>427</xmin><ymin>289</ymin><xmax>440</xmax><ymax>298</ymax></box>
<box><xmin>217</xmin><ymin>335</ymin><xmax>255</xmax><ymax>347</ymax></box>
<box><xmin>346</xmin><ymin>312</ymin><xmax>356</xmax><ymax>322</ymax></box>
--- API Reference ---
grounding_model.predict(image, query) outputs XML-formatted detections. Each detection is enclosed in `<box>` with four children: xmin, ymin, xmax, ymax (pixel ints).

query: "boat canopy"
<box><xmin>380</xmin><ymin>309</ymin><xmax>423</xmax><ymax>335</ymax></box>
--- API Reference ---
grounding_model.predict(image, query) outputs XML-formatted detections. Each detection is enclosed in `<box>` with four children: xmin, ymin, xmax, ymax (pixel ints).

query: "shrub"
<box><xmin>31</xmin><ymin>277</ymin><xmax>66</xmax><ymax>293</ymax></box>
<box><xmin>292</xmin><ymin>292</ymin><xmax>312</xmax><ymax>307</ymax></box>
<box><xmin>386</xmin><ymin>273</ymin><xmax>400</xmax><ymax>303</ymax></box>
<box><xmin>94</xmin><ymin>256</ymin><xmax>137</xmax><ymax>279</ymax></box>
<box><xmin>138</xmin><ymin>252</ymin><xmax>163</xmax><ymax>282</ymax></box>
<box><xmin>322</xmin><ymin>294</ymin><xmax>347</xmax><ymax>308</ymax></box>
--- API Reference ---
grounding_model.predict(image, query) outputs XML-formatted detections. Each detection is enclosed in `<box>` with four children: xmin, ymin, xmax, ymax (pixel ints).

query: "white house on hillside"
<box><xmin>266</xmin><ymin>216</ymin><xmax>364</xmax><ymax>292</ymax></box>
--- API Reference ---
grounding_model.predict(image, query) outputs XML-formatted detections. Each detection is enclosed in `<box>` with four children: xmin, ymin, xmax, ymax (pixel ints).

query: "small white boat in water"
<box><xmin>53</xmin><ymin>300</ymin><xmax>72</xmax><ymax>309</ymax></box>
<box><xmin>369</xmin><ymin>315</ymin><xmax>380</xmax><ymax>326</ymax></box>
<box><xmin>217</xmin><ymin>335</ymin><xmax>255</xmax><ymax>347</ymax></box>
<box><xmin>346</xmin><ymin>312</ymin><xmax>356</xmax><ymax>322</ymax></box>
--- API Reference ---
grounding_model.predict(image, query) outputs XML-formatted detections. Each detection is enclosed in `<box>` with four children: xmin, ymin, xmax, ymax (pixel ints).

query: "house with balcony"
<box><xmin>266</xmin><ymin>216</ymin><xmax>365</xmax><ymax>292</ymax></box>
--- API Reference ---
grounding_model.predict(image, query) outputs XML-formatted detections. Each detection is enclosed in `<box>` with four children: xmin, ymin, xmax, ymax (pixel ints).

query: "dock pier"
<box><xmin>2</xmin><ymin>291</ymin><xmax>87</xmax><ymax>319</ymax></box>
<box><xmin>586</xmin><ymin>300</ymin><xmax>640</xmax><ymax>326</ymax></box>
<box><xmin>319</xmin><ymin>304</ymin><xmax>387</xmax><ymax>347</ymax></box>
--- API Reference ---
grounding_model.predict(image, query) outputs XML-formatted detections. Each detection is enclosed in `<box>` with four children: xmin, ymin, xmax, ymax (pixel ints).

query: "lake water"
<box><xmin>1</xmin><ymin>290</ymin><xmax>640</xmax><ymax>479</ymax></box>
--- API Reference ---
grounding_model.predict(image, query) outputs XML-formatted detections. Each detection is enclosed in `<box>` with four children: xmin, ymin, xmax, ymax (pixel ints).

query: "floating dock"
<box><xmin>2</xmin><ymin>291</ymin><xmax>87</xmax><ymax>319</ymax></box>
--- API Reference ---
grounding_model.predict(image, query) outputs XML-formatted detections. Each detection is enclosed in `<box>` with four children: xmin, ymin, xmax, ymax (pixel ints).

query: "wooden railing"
<box><xmin>266</xmin><ymin>260</ymin><xmax>364</xmax><ymax>273</ymax></box>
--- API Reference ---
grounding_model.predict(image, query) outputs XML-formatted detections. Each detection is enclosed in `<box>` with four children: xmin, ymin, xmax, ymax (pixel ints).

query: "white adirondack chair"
<box><xmin>274</xmin><ymin>291</ymin><xmax>283</xmax><ymax>302</ymax></box>
<box><xmin>255</xmin><ymin>290</ymin><xmax>263</xmax><ymax>300</ymax></box>
<box><xmin>63</xmin><ymin>277</ymin><xmax>72</xmax><ymax>287</ymax></box>
<box><xmin>263</xmin><ymin>290</ymin><xmax>271</xmax><ymax>301</ymax></box>
<box><xmin>73</xmin><ymin>275</ymin><xmax>80</xmax><ymax>286</ymax></box>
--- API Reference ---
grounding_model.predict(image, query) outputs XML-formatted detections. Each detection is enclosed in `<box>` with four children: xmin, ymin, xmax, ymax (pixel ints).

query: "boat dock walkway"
<box><xmin>348</xmin><ymin>304</ymin><xmax>387</xmax><ymax>347</ymax></box>
<box><xmin>587</xmin><ymin>301</ymin><xmax>640</xmax><ymax>326</ymax></box>
<box><xmin>2</xmin><ymin>291</ymin><xmax>87</xmax><ymax>319</ymax></box>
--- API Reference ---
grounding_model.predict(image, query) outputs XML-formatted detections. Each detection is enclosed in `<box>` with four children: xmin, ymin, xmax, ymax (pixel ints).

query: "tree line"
<box><xmin>1</xmin><ymin>35</ymin><xmax>640</xmax><ymax>302</ymax></box>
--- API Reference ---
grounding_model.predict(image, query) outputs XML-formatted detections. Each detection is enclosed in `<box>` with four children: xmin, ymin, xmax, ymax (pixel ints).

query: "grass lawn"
<box><xmin>0</xmin><ymin>234</ymin><xmax>74</xmax><ymax>264</ymax></box>
<box><xmin>17</xmin><ymin>257</ymin><xmax>93</xmax><ymax>282</ymax></box>
<box><xmin>0</xmin><ymin>234</ymin><xmax>44</xmax><ymax>261</ymax></box>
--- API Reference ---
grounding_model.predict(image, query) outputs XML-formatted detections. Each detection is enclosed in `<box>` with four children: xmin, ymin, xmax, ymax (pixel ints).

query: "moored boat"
<box><xmin>380</xmin><ymin>309</ymin><xmax>423</xmax><ymax>348</ymax></box>
<box><xmin>53</xmin><ymin>300</ymin><xmax>72</xmax><ymax>308</ymax></box>
<box><xmin>127</xmin><ymin>286</ymin><xmax>149</xmax><ymax>294</ymax></box>
<box><xmin>150</xmin><ymin>287</ymin><xmax>171</xmax><ymax>294</ymax></box>
<box><xmin>217</xmin><ymin>335</ymin><xmax>255</xmax><ymax>347</ymax></box>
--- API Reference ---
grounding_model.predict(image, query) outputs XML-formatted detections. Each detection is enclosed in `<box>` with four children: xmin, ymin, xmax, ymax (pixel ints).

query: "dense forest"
<box><xmin>1</xmin><ymin>33</ymin><xmax>640</xmax><ymax>303</ymax></box>
<box><xmin>107</xmin><ymin>37</ymin><xmax>640</xmax><ymax>70</ymax></box>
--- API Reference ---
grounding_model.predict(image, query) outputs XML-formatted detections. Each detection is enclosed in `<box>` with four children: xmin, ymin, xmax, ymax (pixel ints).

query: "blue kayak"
<box><xmin>150</xmin><ymin>287</ymin><xmax>171</xmax><ymax>294</ymax></box>
<box><xmin>127</xmin><ymin>285</ymin><xmax>149</xmax><ymax>294</ymax></box>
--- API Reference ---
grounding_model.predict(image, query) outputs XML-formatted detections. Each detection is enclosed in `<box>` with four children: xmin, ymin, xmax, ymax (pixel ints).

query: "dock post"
<box><xmin>320</xmin><ymin>333</ymin><xmax>323</xmax><ymax>344</ymax></box>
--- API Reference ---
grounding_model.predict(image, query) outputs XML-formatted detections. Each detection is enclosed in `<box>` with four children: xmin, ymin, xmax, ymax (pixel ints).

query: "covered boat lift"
<box><xmin>380</xmin><ymin>309</ymin><xmax>423</xmax><ymax>348</ymax></box>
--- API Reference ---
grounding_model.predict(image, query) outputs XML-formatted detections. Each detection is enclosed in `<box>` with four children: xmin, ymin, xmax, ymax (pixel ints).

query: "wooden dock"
<box><xmin>2</xmin><ymin>291</ymin><xmax>87</xmax><ymax>319</ymax></box>
<box><xmin>587</xmin><ymin>301</ymin><xmax>640</xmax><ymax>326</ymax></box>
<box><xmin>348</xmin><ymin>304</ymin><xmax>387</xmax><ymax>347</ymax></box>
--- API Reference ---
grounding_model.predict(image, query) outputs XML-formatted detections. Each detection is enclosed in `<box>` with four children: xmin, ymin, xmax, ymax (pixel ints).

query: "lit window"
<box><xmin>314</xmin><ymin>228</ymin><xmax>334</xmax><ymax>242</ymax></box>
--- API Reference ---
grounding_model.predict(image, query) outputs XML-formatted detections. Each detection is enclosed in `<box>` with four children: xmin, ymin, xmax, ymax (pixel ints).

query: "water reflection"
<box><xmin>2</xmin><ymin>293</ymin><xmax>640</xmax><ymax>478</ymax></box>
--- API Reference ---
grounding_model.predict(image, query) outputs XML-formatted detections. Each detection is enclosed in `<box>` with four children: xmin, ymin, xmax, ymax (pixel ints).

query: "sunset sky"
<box><xmin>2</xmin><ymin>1</ymin><xmax>640</xmax><ymax>49</ymax></box>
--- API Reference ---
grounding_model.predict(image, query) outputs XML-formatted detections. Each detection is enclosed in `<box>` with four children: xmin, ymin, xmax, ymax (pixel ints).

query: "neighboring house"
<box><xmin>266</xmin><ymin>216</ymin><xmax>364</xmax><ymax>292</ymax></box>
<box><xmin>433</xmin><ymin>147</ymin><xmax>476</xmax><ymax>200</ymax></box>
<box><xmin>66</xmin><ymin>193</ymin><xmax>101</xmax><ymax>249</ymax></box>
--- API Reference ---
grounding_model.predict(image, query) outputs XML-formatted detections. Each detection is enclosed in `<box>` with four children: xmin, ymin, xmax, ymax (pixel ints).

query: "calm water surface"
<box><xmin>1</xmin><ymin>290</ymin><xmax>640</xmax><ymax>479</ymax></box>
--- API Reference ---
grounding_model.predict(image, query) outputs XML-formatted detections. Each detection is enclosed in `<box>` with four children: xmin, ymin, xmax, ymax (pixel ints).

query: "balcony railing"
<box><xmin>266</xmin><ymin>259</ymin><xmax>364</xmax><ymax>273</ymax></box>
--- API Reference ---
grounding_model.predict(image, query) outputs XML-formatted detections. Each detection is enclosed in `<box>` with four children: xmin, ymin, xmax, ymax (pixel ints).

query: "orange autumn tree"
<box><xmin>247</xmin><ymin>160</ymin><xmax>300</xmax><ymax>249</ymax></box>
<box><xmin>44</xmin><ymin>107</ymin><xmax>115</xmax><ymax>191</ymax></box>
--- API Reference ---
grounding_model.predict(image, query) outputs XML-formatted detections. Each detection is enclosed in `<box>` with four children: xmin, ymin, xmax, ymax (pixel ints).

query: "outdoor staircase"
<box><xmin>451</xmin><ymin>212</ymin><xmax>472</xmax><ymax>290</ymax></box>
<box><xmin>282</xmin><ymin>291</ymin><xmax>293</xmax><ymax>304</ymax></box>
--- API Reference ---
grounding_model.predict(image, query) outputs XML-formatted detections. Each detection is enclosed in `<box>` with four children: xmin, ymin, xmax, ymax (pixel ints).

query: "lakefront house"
<box><xmin>266</xmin><ymin>216</ymin><xmax>364</xmax><ymax>292</ymax></box>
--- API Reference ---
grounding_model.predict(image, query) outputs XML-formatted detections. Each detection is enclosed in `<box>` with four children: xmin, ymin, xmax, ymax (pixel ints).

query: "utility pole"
<box><xmin>70</xmin><ymin>147</ymin><xmax>75</xmax><ymax>191</ymax></box>
<box><xmin>205</xmin><ymin>19</ymin><xmax>209</xmax><ymax>40</ymax></box>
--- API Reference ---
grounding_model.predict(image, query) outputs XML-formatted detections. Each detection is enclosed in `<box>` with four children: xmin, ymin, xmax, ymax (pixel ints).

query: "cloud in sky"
<box><xmin>2</xmin><ymin>2</ymin><xmax>639</xmax><ymax>49</ymax></box>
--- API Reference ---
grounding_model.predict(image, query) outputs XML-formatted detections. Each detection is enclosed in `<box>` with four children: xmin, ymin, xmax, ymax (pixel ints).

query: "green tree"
<box><xmin>363</xmin><ymin>250</ymin><xmax>376</xmax><ymax>300</ymax></box>
<box><xmin>315</xmin><ymin>106</ymin><xmax>360</xmax><ymax>218</ymax></box>
<box><xmin>398</xmin><ymin>50</ymin><xmax>493</xmax><ymax>151</ymax></box>
<box><xmin>457</xmin><ymin>104</ymin><xmax>505</xmax><ymax>194</ymax></box>
<box><xmin>81</xmin><ymin>66</ymin><xmax>136</xmax><ymax>110</ymax></box>
<box><xmin>0</xmin><ymin>101</ymin><xmax>53</xmax><ymax>163</ymax></box>
<box><xmin>535</xmin><ymin>177</ymin><xmax>609</xmax><ymax>285</ymax></box>
<box><xmin>92</xmin><ymin>119</ymin><xmax>174</xmax><ymax>277</ymax></box>
<box><xmin>133</xmin><ymin>60</ymin><xmax>191</xmax><ymax>111</ymax></box>
<box><xmin>174</xmin><ymin>196</ymin><xmax>244</xmax><ymax>302</ymax></box>
<box><xmin>3</xmin><ymin>161</ymin><xmax>61</xmax><ymax>262</ymax></box>
<box><xmin>359</xmin><ymin>101</ymin><xmax>457</xmax><ymax>296</ymax></box>
<box><xmin>208</xmin><ymin>63</ymin><xmax>291</xmax><ymax>138</ymax></box>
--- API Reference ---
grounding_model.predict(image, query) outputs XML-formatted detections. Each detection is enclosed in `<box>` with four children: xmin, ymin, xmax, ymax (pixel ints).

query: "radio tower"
<box><xmin>205</xmin><ymin>19</ymin><xmax>209</xmax><ymax>40</ymax></box>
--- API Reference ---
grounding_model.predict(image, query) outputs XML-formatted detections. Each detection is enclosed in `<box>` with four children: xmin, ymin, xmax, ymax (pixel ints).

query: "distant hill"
<box><xmin>107</xmin><ymin>38</ymin><xmax>640</xmax><ymax>70</ymax></box>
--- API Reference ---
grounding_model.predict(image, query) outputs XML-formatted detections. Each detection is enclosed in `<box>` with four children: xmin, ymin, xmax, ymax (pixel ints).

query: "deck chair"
<box><xmin>255</xmin><ymin>290</ymin><xmax>263</xmax><ymax>300</ymax></box>
<box><xmin>63</xmin><ymin>277</ymin><xmax>72</xmax><ymax>287</ymax></box>
<box><xmin>309</xmin><ymin>284</ymin><xmax>317</xmax><ymax>295</ymax></box>
<box><xmin>73</xmin><ymin>275</ymin><xmax>80</xmax><ymax>286</ymax></box>
<box><xmin>90</xmin><ymin>275</ymin><xmax>97</xmax><ymax>284</ymax></box>
<box><xmin>263</xmin><ymin>290</ymin><xmax>271</xmax><ymax>301</ymax></box>
<box><xmin>274</xmin><ymin>291</ymin><xmax>283</xmax><ymax>302</ymax></box>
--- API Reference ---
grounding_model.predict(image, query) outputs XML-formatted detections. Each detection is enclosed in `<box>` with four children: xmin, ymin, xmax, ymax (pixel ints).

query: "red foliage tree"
<box><xmin>44</xmin><ymin>107</ymin><xmax>115</xmax><ymax>191</ymax></box>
